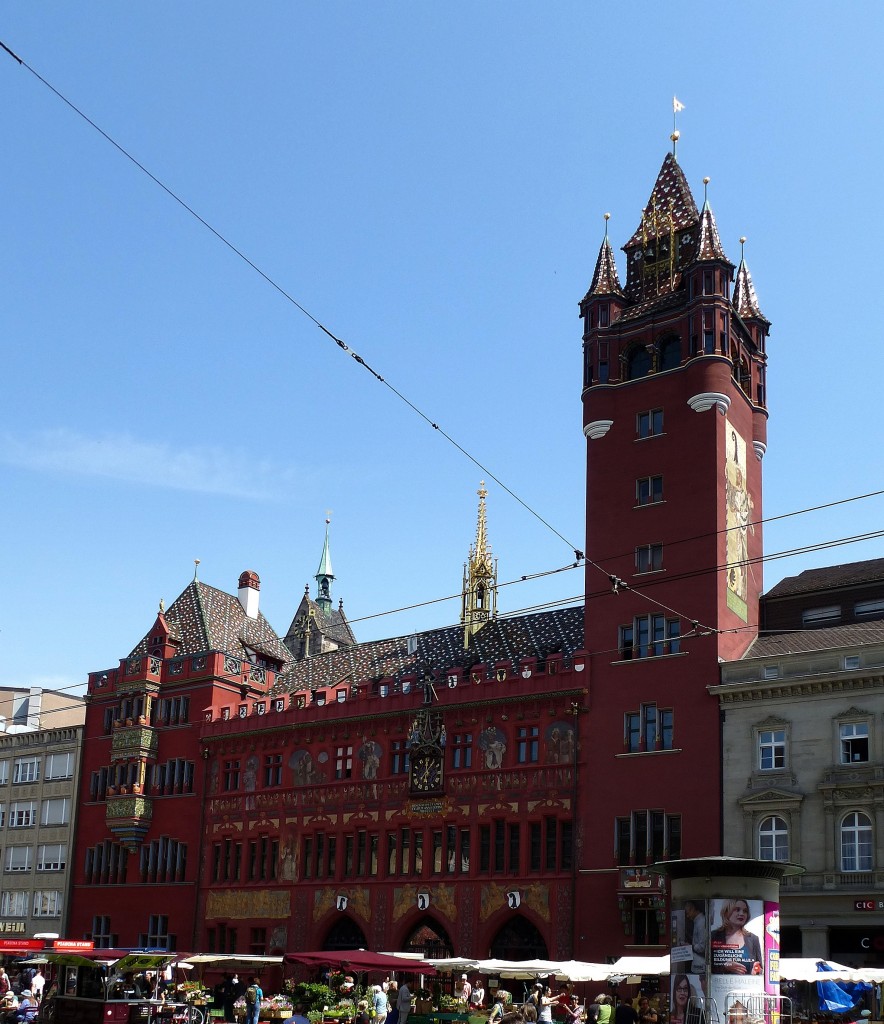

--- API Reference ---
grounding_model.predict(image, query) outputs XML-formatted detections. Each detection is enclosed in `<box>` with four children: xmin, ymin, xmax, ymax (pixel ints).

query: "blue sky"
<box><xmin>2</xmin><ymin>2</ymin><xmax>883</xmax><ymax>693</ymax></box>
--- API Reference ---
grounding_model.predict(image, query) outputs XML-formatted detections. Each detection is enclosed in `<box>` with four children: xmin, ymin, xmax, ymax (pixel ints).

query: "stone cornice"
<box><xmin>710</xmin><ymin>674</ymin><xmax>884</xmax><ymax>704</ymax></box>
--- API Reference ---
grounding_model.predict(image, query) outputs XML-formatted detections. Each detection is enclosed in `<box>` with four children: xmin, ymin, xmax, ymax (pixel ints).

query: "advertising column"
<box><xmin>662</xmin><ymin>858</ymin><xmax>795</xmax><ymax>1024</ymax></box>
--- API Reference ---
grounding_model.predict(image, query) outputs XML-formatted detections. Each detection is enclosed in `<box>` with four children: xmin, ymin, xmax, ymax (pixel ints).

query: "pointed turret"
<box><xmin>733</xmin><ymin>256</ymin><xmax>769</xmax><ymax>324</ymax></box>
<box><xmin>584</xmin><ymin>234</ymin><xmax>624</xmax><ymax>300</ymax></box>
<box><xmin>461</xmin><ymin>482</ymin><xmax>497</xmax><ymax>648</ymax></box>
<box><xmin>696</xmin><ymin>200</ymin><xmax>729</xmax><ymax>262</ymax></box>
<box><xmin>622</xmin><ymin>152</ymin><xmax>701</xmax><ymax>303</ymax></box>
<box><xmin>315</xmin><ymin>518</ymin><xmax>335</xmax><ymax>616</ymax></box>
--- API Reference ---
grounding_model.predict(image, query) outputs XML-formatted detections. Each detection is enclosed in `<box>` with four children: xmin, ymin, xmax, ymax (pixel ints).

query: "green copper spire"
<box><xmin>315</xmin><ymin>517</ymin><xmax>335</xmax><ymax>615</ymax></box>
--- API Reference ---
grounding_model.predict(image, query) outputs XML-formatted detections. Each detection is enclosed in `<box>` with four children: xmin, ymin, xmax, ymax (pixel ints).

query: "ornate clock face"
<box><xmin>411</xmin><ymin>754</ymin><xmax>442</xmax><ymax>793</ymax></box>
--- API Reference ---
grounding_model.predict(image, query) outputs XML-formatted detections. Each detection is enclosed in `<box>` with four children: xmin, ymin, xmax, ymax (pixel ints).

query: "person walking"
<box><xmin>245</xmin><ymin>978</ymin><xmax>263</xmax><ymax>1024</ymax></box>
<box><xmin>396</xmin><ymin>981</ymin><xmax>411</xmax><ymax>1024</ymax></box>
<box><xmin>373</xmin><ymin>985</ymin><xmax>389</xmax><ymax>1024</ymax></box>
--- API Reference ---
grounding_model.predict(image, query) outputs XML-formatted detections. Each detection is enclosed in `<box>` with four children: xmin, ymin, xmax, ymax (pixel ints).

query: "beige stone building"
<box><xmin>712</xmin><ymin>558</ymin><xmax>884</xmax><ymax>966</ymax></box>
<box><xmin>0</xmin><ymin>688</ymin><xmax>84</xmax><ymax>938</ymax></box>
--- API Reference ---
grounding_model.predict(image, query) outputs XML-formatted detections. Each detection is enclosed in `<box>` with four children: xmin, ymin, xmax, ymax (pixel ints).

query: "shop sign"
<box><xmin>54</xmin><ymin>940</ymin><xmax>95</xmax><ymax>952</ymax></box>
<box><xmin>0</xmin><ymin>923</ymin><xmax>25</xmax><ymax>934</ymax></box>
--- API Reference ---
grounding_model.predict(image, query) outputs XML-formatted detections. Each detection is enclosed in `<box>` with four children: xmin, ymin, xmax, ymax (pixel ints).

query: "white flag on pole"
<box><xmin>673</xmin><ymin>96</ymin><xmax>685</xmax><ymax>113</ymax></box>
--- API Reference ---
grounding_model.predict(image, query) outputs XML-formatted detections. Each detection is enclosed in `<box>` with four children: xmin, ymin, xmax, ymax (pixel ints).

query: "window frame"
<box><xmin>840</xmin><ymin>811</ymin><xmax>873</xmax><ymax>872</ymax></box>
<box><xmin>758</xmin><ymin>815</ymin><xmax>789</xmax><ymax>862</ymax></box>
<box><xmin>758</xmin><ymin>728</ymin><xmax>787</xmax><ymax>771</ymax></box>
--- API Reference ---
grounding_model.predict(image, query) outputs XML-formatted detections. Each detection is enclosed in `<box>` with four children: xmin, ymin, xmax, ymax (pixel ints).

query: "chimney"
<box><xmin>237</xmin><ymin>570</ymin><xmax>260</xmax><ymax>618</ymax></box>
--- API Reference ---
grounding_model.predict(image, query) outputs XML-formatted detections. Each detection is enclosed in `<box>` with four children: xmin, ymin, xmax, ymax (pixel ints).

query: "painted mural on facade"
<box><xmin>725</xmin><ymin>419</ymin><xmax>753</xmax><ymax>622</ymax></box>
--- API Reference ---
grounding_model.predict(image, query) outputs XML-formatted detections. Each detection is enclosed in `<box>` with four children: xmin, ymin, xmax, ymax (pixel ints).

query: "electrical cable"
<box><xmin>0</xmin><ymin>40</ymin><xmax>583</xmax><ymax>563</ymax></box>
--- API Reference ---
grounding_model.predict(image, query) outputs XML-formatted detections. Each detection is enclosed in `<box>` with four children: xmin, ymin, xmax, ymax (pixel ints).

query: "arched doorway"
<box><xmin>488</xmin><ymin>916</ymin><xmax>549</xmax><ymax>960</ymax></box>
<box><xmin>402</xmin><ymin>918</ymin><xmax>454</xmax><ymax>959</ymax></box>
<box><xmin>323</xmin><ymin>917</ymin><xmax>368</xmax><ymax>950</ymax></box>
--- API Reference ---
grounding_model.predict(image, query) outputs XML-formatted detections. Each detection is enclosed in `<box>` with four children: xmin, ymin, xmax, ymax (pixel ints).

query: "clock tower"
<box><xmin>575</xmin><ymin>145</ymin><xmax>770</xmax><ymax>955</ymax></box>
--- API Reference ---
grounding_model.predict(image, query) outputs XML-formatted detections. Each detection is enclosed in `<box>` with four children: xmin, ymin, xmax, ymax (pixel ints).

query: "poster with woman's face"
<box><xmin>708</xmin><ymin>897</ymin><xmax>765</xmax><ymax>1014</ymax></box>
<box><xmin>669</xmin><ymin>974</ymin><xmax>703</xmax><ymax>1024</ymax></box>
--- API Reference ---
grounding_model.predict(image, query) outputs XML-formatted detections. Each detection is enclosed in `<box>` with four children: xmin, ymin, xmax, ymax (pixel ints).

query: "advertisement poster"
<box><xmin>708</xmin><ymin>897</ymin><xmax>765</xmax><ymax>1013</ymax></box>
<box><xmin>670</xmin><ymin>899</ymin><xmax>708</xmax><ymax>1024</ymax></box>
<box><xmin>765</xmin><ymin>902</ymin><xmax>781</xmax><ymax>996</ymax></box>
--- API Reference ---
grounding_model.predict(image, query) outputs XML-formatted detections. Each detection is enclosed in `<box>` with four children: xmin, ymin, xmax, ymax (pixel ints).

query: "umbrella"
<box><xmin>473</xmin><ymin>959</ymin><xmax>563</xmax><ymax>979</ymax></box>
<box><xmin>552</xmin><ymin>962</ymin><xmax>615</xmax><ymax>983</ymax></box>
<box><xmin>607</xmin><ymin>955</ymin><xmax>670</xmax><ymax>976</ymax></box>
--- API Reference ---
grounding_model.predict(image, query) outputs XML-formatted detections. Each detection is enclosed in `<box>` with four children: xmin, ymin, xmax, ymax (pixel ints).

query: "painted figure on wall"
<box><xmin>479</xmin><ymin>727</ymin><xmax>506</xmax><ymax>769</ymax></box>
<box><xmin>359</xmin><ymin>740</ymin><xmax>382</xmax><ymax>780</ymax></box>
<box><xmin>546</xmin><ymin>723</ymin><xmax>575</xmax><ymax>764</ymax></box>
<box><xmin>724</xmin><ymin>420</ymin><xmax>753</xmax><ymax>622</ymax></box>
<box><xmin>289</xmin><ymin>749</ymin><xmax>324</xmax><ymax>786</ymax></box>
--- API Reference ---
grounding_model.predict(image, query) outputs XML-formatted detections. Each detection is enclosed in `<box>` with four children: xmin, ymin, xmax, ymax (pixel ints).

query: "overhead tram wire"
<box><xmin>0</xmin><ymin>41</ymin><xmax>583</xmax><ymax>565</ymax></box>
<box><xmin>23</xmin><ymin>523</ymin><xmax>884</xmax><ymax>729</ymax></box>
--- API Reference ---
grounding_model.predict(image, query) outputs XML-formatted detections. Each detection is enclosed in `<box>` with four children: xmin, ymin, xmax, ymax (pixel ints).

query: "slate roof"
<box><xmin>129</xmin><ymin>580</ymin><xmax>293</xmax><ymax>666</ymax></box>
<box><xmin>733</xmin><ymin>258</ymin><xmax>769</xmax><ymax>323</ymax></box>
<box><xmin>583</xmin><ymin>236</ymin><xmax>624</xmax><ymax>300</ymax></box>
<box><xmin>625</xmin><ymin>153</ymin><xmax>700</xmax><ymax>247</ymax></box>
<box><xmin>283</xmin><ymin>593</ymin><xmax>357</xmax><ymax>656</ymax></box>
<box><xmin>764</xmin><ymin>558</ymin><xmax>884</xmax><ymax>600</ymax></box>
<box><xmin>273</xmin><ymin>605</ymin><xmax>585</xmax><ymax>695</ymax></box>
<box><xmin>746</xmin><ymin>620</ymin><xmax>884</xmax><ymax>659</ymax></box>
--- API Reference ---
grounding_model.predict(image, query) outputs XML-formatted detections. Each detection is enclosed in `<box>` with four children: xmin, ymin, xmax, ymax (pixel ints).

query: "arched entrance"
<box><xmin>488</xmin><ymin>916</ymin><xmax>549</xmax><ymax>960</ymax></box>
<box><xmin>402</xmin><ymin>918</ymin><xmax>454</xmax><ymax>959</ymax></box>
<box><xmin>323</xmin><ymin>917</ymin><xmax>368</xmax><ymax>950</ymax></box>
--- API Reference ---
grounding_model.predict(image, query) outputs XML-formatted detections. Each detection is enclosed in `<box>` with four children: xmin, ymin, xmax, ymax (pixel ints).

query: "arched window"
<box><xmin>659</xmin><ymin>336</ymin><xmax>681</xmax><ymax>372</ymax></box>
<box><xmin>758</xmin><ymin>816</ymin><xmax>789</xmax><ymax>861</ymax></box>
<box><xmin>840</xmin><ymin>811</ymin><xmax>873</xmax><ymax>872</ymax></box>
<box><xmin>627</xmin><ymin>346</ymin><xmax>652</xmax><ymax>379</ymax></box>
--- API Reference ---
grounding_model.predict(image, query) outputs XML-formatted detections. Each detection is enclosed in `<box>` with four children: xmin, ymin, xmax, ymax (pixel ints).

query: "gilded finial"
<box><xmin>604</xmin><ymin>212</ymin><xmax>610</xmax><ymax>238</ymax></box>
<box><xmin>740</xmin><ymin>236</ymin><xmax>747</xmax><ymax>260</ymax></box>
<box><xmin>193</xmin><ymin>558</ymin><xmax>200</xmax><ymax>581</ymax></box>
<box><xmin>703</xmin><ymin>177</ymin><xmax>710</xmax><ymax>204</ymax></box>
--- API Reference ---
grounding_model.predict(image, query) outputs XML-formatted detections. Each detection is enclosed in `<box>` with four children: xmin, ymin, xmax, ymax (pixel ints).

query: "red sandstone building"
<box><xmin>68</xmin><ymin>144</ymin><xmax>771</xmax><ymax>962</ymax></box>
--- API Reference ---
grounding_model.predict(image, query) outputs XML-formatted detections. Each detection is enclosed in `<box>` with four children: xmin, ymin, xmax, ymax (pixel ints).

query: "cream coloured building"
<box><xmin>712</xmin><ymin>558</ymin><xmax>884</xmax><ymax>966</ymax></box>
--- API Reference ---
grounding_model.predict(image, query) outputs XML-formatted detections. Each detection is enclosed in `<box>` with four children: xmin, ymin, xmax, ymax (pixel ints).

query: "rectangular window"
<box><xmin>637</xmin><ymin>409</ymin><xmax>664</xmax><ymax>438</ymax></box>
<box><xmin>802</xmin><ymin>605</ymin><xmax>841</xmax><ymax>627</ymax></box>
<box><xmin>529</xmin><ymin>822</ymin><xmax>542</xmax><ymax>872</ymax></box>
<box><xmin>391</xmin><ymin>741</ymin><xmax>410</xmax><ymax>775</ymax></box>
<box><xmin>460</xmin><ymin>828</ymin><xmax>470</xmax><ymax>873</ymax></box>
<box><xmin>432</xmin><ymin>830</ymin><xmax>443</xmax><ymax>874</ymax></box>
<box><xmin>560</xmin><ymin>820</ymin><xmax>573</xmax><ymax>871</ymax></box>
<box><xmin>0</xmin><ymin>761</ymin><xmax>8</xmax><ymax>785</ymax></box>
<box><xmin>344</xmin><ymin>835</ymin><xmax>354</xmax><ymax>876</ymax></box>
<box><xmin>400</xmin><ymin>829</ymin><xmax>410</xmax><ymax>875</ymax></box>
<box><xmin>494</xmin><ymin>821</ymin><xmax>505</xmax><ymax>872</ymax></box>
<box><xmin>508</xmin><ymin>822</ymin><xmax>520</xmax><ymax>874</ymax></box>
<box><xmin>37</xmin><ymin>844</ymin><xmax>67</xmax><ymax>871</ymax></box>
<box><xmin>545</xmin><ymin>817</ymin><xmax>558</xmax><ymax>871</ymax></box>
<box><xmin>625</xmin><ymin>712</ymin><xmax>640</xmax><ymax>753</ymax></box>
<box><xmin>759</xmin><ymin>730</ymin><xmax>786</xmax><ymax>770</ymax></box>
<box><xmin>855</xmin><ymin>599</ymin><xmax>884</xmax><ymax>619</ymax></box>
<box><xmin>250</xmin><ymin>928</ymin><xmax>267</xmax><ymax>956</ymax></box>
<box><xmin>635</xmin><ymin>544</ymin><xmax>663</xmax><ymax>573</ymax></box>
<box><xmin>636</xmin><ymin>476</ymin><xmax>663</xmax><ymax>506</ymax></box>
<box><xmin>45</xmin><ymin>752</ymin><xmax>74</xmax><ymax>780</ymax></box>
<box><xmin>451</xmin><ymin>734</ymin><xmax>473</xmax><ymax>770</ymax></box>
<box><xmin>517</xmin><ymin>727</ymin><xmax>539</xmax><ymax>764</ymax></box>
<box><xmin>223</xmin><ymin>760</ymin><xmax>241</xmax><ymax>791</ymax></box>
<box><xmin>263</xmin><ymin>754</ymin><xmax>282</xmax><ymax>787</ymax></box>
<box><xmin>413</xmin><ymin>831</ymin><xmax>423</xmax><ymax>875</ymax></box>
<box><xmin>92</xmin><ymin>916</ymin><xmax>115</xmax><ymax>948</ymax></box>
<box><xmin>335</xmin><ymin>746</ymin><xmax>353</xmax><ymax>780</ymax></box>
<box><xmin>841</xmin><ymin>722</ymin><xmax>870</xmax><ymax>764</ymax></box>
<box><xmin>620</xmin><ymin>616</ymin><xmax>680</xmax><ymax>660</ymax></box>
<box><xmin>599</xmin><ymin>304</ymin><xmax>610</xmax><ymax>328</ymax></box>
<box><xmin>0</xmin><ymin>891</ymin><xmax>27</xmax><ymax>916</ymax></box>
<box><xmin>5</xmin><ymin>846</ymin><xmax>32</xmax><ymax>872</ymax></box>
<box><xmin>616</xmin><ymin>811</ymin><xmax>682</xmax><ymax>865</ymax></box>
<box><xmin>10</xmin><ymin>801</ymin><xmax>36</xmax><ymax>827</ymax></box>
<box><xmin>41</xmin><ymin>798</ymin><xmax>70</xmax><ymax>827</ymax></box>
<box><xmin>13</xmin><ymin>757</ymin><xmax>40</xmax><ymax>784</ymax></box>
<box><xmin>33</xmin><ymin>890</ymin><xmax>61</xmax><ymax>917</ymax></box>
<box><xmin>479</xmin><ymin>825</ymin><xmax>491</xmax><ymax>872</ymax></box>
<box><xmin>387</xmin><ymin>832</ymin><xmax>397</xmax><ymax>876</ymax></box>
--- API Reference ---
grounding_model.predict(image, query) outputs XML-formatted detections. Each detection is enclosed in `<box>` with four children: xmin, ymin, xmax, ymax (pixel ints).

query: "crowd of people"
<box><xmin>0</xmin><ymin>965</ymin><xmax>46</xmax><ymax>1024</ymax></box>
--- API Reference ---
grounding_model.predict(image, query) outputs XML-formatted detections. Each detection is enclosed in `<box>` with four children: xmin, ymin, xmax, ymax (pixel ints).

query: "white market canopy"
<box><xmin>426</xmin><ymin>958</ymin><xmax>630</xmax><ymax>983</ymax></box>
<box><xmin>779</xmin><ymin>958</ymin><xmax>884</xmax><ymax>983</ymax></box>
<box><xmin>608</xmin><ymin>955</ymin><xmax>671</xmax><ymax>976</ymax></box>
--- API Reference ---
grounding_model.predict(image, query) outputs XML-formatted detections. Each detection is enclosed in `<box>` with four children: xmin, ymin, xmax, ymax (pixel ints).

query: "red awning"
<box><xmin>285</xmin><ymin>951</ymin><xmax>435</xmax><ymax>974</ymax></box>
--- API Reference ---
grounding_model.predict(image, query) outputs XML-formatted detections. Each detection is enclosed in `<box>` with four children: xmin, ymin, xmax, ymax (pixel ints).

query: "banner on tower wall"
<box><xmin>724</xmin><ymin>420</ymin><xmax>752</xmax><ymax>622</ymax></box>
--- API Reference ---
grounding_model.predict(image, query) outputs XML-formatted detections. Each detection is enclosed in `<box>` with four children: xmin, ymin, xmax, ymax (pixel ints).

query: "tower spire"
<box><xmin>315</xmin><ymin>515</ymin><xmax>335</xmax><ymax>615</ymax></box>
<box><xmin>461</xmin><ymin>482</ymin><xmax>497</xmax><ymax>648</ymax></box>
